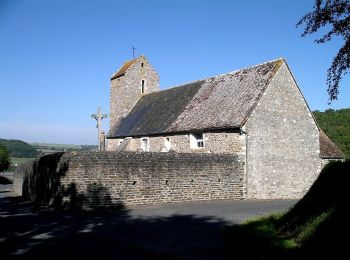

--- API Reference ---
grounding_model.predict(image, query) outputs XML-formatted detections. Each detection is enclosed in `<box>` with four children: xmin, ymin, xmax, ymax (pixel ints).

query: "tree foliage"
<box><xmin>0</xmin><ymin>138</ymin><xmax>38</xmax><ymax>158</ymax></box>
<box><xmin>0</xmin><ymin>144</ymin><xmax>10</xmax><ymax>172</ymax></box>
<box><xmin>297</xmin><ymin>0</ymin><xmax>350</xmax><ymax>101</ymax></box>
<box><xmin>313</xmin><ymin>108</ymin><xmax>350</xmax><ymax>158</ymax></box>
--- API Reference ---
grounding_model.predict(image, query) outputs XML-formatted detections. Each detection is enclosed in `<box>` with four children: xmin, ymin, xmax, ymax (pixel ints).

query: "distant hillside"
<box><xmin>313</xmin><ymin>108</ymin><xmax>350</xmax><ymax>159</ymax></box>
<box><xmin>31</xmin><ymin>143</ymin><xmax>97</xmax><ymax>156</ymax></box>
<box><xmin>31</xmin><ymin>143</ymin><xmax>97</xmax><ymax>151</ymax></box>
<box><xmin>0</xmin><ymin>138</ymin><xmax>38</xmax><ymax>158</ymax></box>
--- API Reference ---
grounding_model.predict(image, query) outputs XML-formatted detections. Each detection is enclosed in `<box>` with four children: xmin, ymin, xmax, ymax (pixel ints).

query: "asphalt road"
<box><xmin>0</xmin><ymin>184</ymin><xmax>297</xmax><ymax>259</ymax></box>
<box><xmin>129</xmin><ymin>199</ymin><xmax>296</xmax><ymax>224</ymax></box>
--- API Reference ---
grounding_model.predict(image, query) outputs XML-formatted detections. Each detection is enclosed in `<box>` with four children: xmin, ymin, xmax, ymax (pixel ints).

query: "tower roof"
<box><xmin>111</xmin><ymin>58</ymin><xmax>137</xmax><ymax>80</ymax></box>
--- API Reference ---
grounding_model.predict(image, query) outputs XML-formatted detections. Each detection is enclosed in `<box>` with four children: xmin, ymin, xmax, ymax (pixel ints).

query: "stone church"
<box><xmin>106</xmin><ymin>55</ymin><xmax>343</xmax><ymax>199</ymax></box>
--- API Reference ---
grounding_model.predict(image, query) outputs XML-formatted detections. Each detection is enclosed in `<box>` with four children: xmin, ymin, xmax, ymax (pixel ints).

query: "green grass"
<box><xmin>224</xmin><ymin>213</ymin><xmax>297</xmax><ymax>259</ymax></box>
<box><xmin>37</xmin><ymin>149</ymin><xmax>61</xmax><ymax>154</ymax></box>
<box><xmin>232</xmin><ymin>209</ymin><xmax>333</xmax><ymax>251</ymax></box>
<box><xmin>224</xmin><ymin>160</ymin><xmax>349</xmax><ymax>259</ymax></box>
<box><xmin>10</xmin><ymin>157</ymin><xmax>35</xmax><ymax>164</ymax></box>
<box><xmin>293</xmin><ymin>209</ymin><xmax>334</xmax><ymax>244</ymax></box>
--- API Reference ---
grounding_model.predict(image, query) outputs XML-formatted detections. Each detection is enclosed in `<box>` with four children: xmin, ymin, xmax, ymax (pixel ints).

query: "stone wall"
<box><xmin>13</xmin><ymin>161</ymin><xmax>33</xmax><ymax>196</ymax></box>
<box><xmin>109</xmin><ymin>131</ymin><xmax>245</xmax><ymax>155</ymax></box>
<box><xmin>245</xmin><ymin>62</ymin><xmax>321</xmax><ymax>199</ymax></box>
<box><xmin>14</xmin><ymin>152</ymin><xmax>244</xmax><ymax>207</ymax></box>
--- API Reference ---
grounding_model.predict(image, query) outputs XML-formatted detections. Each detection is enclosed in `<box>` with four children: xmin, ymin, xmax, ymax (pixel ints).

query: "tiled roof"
<box><xmin>111</xmin><ymin>59</ymin><xmax>136</xmax><ymax>79</ymax></box>
<box><xmin>108</xmin><ymin>59</ymin><xmax>283</xmax><ymax>138</ymax></box>
<box><xmin>109</xmin><ymin>81</ymin><xmax>203</xmax><ymax>137</ymax></box>
<box><xmin>168</xmin><ymin>59</ymin><xmax>283</xmax><ymax>132</ymax></box>
<box><xmin>319</xmin><ymin>130</ymin><xmax>344</xmax><ymax>159</ymax></box>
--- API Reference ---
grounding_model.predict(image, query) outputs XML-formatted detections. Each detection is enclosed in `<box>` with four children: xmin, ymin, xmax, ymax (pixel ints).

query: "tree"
<box><xmin>0</xmin><ymin>144</ymin><xmax>10</xmax><ymax>172</ymax></box>
<box><xmin>0</xmin><ymin>138</ymin><xmax>38</xmax><ymax>158</ymax></box>
<box><xmin>297</xmin><ymin>0</ymin><xmax>350</xmax><ymax>101</ymax></box>
<box><xmin>313</xmin><ymin>108</ymin><xmax>350</xmax><ymax>159</ymax></box>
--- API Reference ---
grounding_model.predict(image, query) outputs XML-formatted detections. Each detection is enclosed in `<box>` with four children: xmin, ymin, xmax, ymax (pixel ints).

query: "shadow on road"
<box><xmin>0</xmin><ymin>194</ymin><xmax>231</xmax><ymax>259</ymax></box>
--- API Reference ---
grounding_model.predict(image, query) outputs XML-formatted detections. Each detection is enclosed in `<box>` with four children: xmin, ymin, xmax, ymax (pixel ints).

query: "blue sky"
<box><xmin>0</xmin><ymin>0</ymin><xmax>349</xmax><ymax>145</ymax></box>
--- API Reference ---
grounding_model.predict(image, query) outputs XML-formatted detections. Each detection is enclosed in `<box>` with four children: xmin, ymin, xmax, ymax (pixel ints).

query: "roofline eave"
<box><xmin>111</xmin><ymin>73</ymin><xmax>125</xmax><ymax>80</ymax></box>
<box><xmin>320</xmin><ymin>156</ymin><xmax>344</xmax><ymax>160</ymax></box>
<box><xmin>107</xmin><ymin>126</ymin><xmax>241</xmax><ymax>139</ymax></box>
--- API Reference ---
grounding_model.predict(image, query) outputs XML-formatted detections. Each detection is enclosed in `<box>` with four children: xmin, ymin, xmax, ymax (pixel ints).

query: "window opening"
<box><xmin>165</xmin><ymin>137</ymin><xmax>171</xmax><ymax>151</ymax></box>
<box><xmin>141</xmin><ymin>138</ymin><xmax>149</xmax><ymax>152</ymax></box>
<box><xmin>190</xmin><ymin>133</ymin><xmax>205</xmax><ymax>148</ymax></box>
<box><xmin>141</xmin><ymin>80</ymin><xmax>145</xmax><ymax>94</ymax></box>
<box><xmin>194</xmin><ymin>133</ymin><xmax>204</xmax><ymax>147</ymax></box>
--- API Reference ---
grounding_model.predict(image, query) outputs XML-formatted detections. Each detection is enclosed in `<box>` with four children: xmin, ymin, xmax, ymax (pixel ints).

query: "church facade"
<box><xmin>107</xmin><ymin>55</ymin><xmax>343</xmax><ymax>199</ymax></box>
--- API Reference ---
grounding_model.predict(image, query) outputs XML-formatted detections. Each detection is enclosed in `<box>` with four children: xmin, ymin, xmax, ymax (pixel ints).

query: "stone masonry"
<box><xmin>118</xmin><ymin>131</ymin><xmax>245</xmax><ymax>155</ymax></box>
<box><xmin>108</xmin><ymin>56</ymin><xmax>159</xmax><ymax>150</ymax></box>
<box><xmin>245</xmin><ymin>62</ymin><xmax>321</xmax><ymax>199</ymax></box>
<box><xmin>14</xmin><ymin>152</ymin><xmax>244</xmax><ymax>207</ymax></box>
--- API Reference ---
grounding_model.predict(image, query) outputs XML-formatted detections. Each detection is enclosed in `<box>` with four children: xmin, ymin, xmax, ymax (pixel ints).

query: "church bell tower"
<box><xmin>108</xmin><ymin>55</ymin><xmax>160</xmax><ymax>138</ymax></box>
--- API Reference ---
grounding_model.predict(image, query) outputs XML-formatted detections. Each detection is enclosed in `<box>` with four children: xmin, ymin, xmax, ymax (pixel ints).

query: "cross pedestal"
<box><xmin>91</xmin><ymin>107</ymin><xmax>108</xmax><ymax>151</ymax></box>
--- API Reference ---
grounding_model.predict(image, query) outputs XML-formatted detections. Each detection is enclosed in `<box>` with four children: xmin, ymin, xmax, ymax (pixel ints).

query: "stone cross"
<box><xmin>91</xmin><ymin>107</ymin><xmax>108</xmax><ymax>151</ymax></box>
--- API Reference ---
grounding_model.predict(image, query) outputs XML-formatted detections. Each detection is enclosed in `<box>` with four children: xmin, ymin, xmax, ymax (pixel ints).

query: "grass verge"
<box><xmin>224</xmin><ymin>160</ymin><xmax>349</xmax><ymax>259</ymax></box>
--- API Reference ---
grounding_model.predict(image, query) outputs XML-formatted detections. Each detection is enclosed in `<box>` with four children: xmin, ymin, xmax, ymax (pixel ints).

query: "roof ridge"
<box><xmin>211</xmin><ymin>58</ymin><xmax>285</xmax><ymax>78</ymax></box>
<box><xmin>143</xmin><ymin>79</ymin><xmax>206</xmax><ymax>97</ymax></box>
<box><xmin>156</xmin><ymin>58</ymin><xmax>285</xmax><ymax>92</ymax></box>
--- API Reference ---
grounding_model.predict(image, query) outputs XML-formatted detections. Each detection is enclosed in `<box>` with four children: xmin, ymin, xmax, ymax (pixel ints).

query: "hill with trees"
<box><xmin>313</xmin><ymin>108</ymin><xmax>350</xmax><ymax>159</ymax></box>
<box><xmin>0</xmin><ymin>138</ymin><xmax>39</xmax><ymax>158</ymax></box>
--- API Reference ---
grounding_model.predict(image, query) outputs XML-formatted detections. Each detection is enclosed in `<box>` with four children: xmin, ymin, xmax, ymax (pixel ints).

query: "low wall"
<box><xmin>14</xmin><ymin>152</ymin><xmax>244</xmax><ymax>207</ymax></box>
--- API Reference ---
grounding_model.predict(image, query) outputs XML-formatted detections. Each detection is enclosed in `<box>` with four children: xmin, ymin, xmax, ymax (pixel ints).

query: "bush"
<box><xmin>0</xmin><ymin>144</ymin><xmax>10</xmax><ymax>172</ymax></box>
